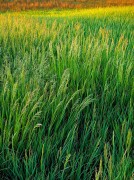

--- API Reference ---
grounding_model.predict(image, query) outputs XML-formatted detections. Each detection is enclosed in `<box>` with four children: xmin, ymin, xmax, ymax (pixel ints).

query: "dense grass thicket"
<box><xmin>0</xmin><ymin>7</ymin><xmax>134</xmax><ymax>179</ymax></box>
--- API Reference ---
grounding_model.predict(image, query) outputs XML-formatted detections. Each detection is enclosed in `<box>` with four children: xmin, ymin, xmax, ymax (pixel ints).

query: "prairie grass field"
<box><xmin>0</xmin><ymin>6</ymin><xmax>134</xmax><ymax>179</ymax></box>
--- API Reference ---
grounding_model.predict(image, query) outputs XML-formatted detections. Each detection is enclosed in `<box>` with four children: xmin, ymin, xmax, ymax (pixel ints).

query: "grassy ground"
<box><xmin>0</xmin><ymin>6</ymin><xmax>134</xmax><ymax>179</ymax></box>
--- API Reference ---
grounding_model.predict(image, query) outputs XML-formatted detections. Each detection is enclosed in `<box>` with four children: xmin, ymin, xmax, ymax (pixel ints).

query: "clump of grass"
<box><xmin>0</xmin><ymin>7</ymin><xmax>133</xmax><ymax>179</ymax></box>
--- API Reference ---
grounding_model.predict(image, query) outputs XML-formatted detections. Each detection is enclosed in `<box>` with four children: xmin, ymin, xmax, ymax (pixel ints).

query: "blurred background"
<box><xmin>0</xmin><ymin>0</ymin><xmax>134</xmax><ymax>11</ymax></box>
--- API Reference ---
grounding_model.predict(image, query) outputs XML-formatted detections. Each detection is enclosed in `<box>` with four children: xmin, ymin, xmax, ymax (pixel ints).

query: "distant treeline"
<box><xmin>0</xmin><ymin>0</ymin><xmax>134</xmax><ymax>10</ymax></box>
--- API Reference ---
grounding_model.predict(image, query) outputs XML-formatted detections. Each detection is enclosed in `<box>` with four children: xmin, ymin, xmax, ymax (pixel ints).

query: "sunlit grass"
<box><xmin>2</xmin><ymin>6</ymin><xmax>134</xmax><ymax>18</ymax></box>
<box><xmin>0</xmin><ymin>6</ymin><xmax>133</xmax><ymax>179</ymax></box>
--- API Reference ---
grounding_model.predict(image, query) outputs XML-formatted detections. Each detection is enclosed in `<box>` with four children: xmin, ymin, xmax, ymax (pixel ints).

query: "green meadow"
<box><xmin>0</xmin><ymin>6</ymin><xmax>133</xmax><ymax>179</ymax></box>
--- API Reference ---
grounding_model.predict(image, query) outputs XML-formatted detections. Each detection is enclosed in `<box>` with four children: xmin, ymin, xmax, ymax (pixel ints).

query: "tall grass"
<box><xmin>0</xmin><ymin>7</ymin><xmax>133</xmax><ymax>179</ymax></box>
